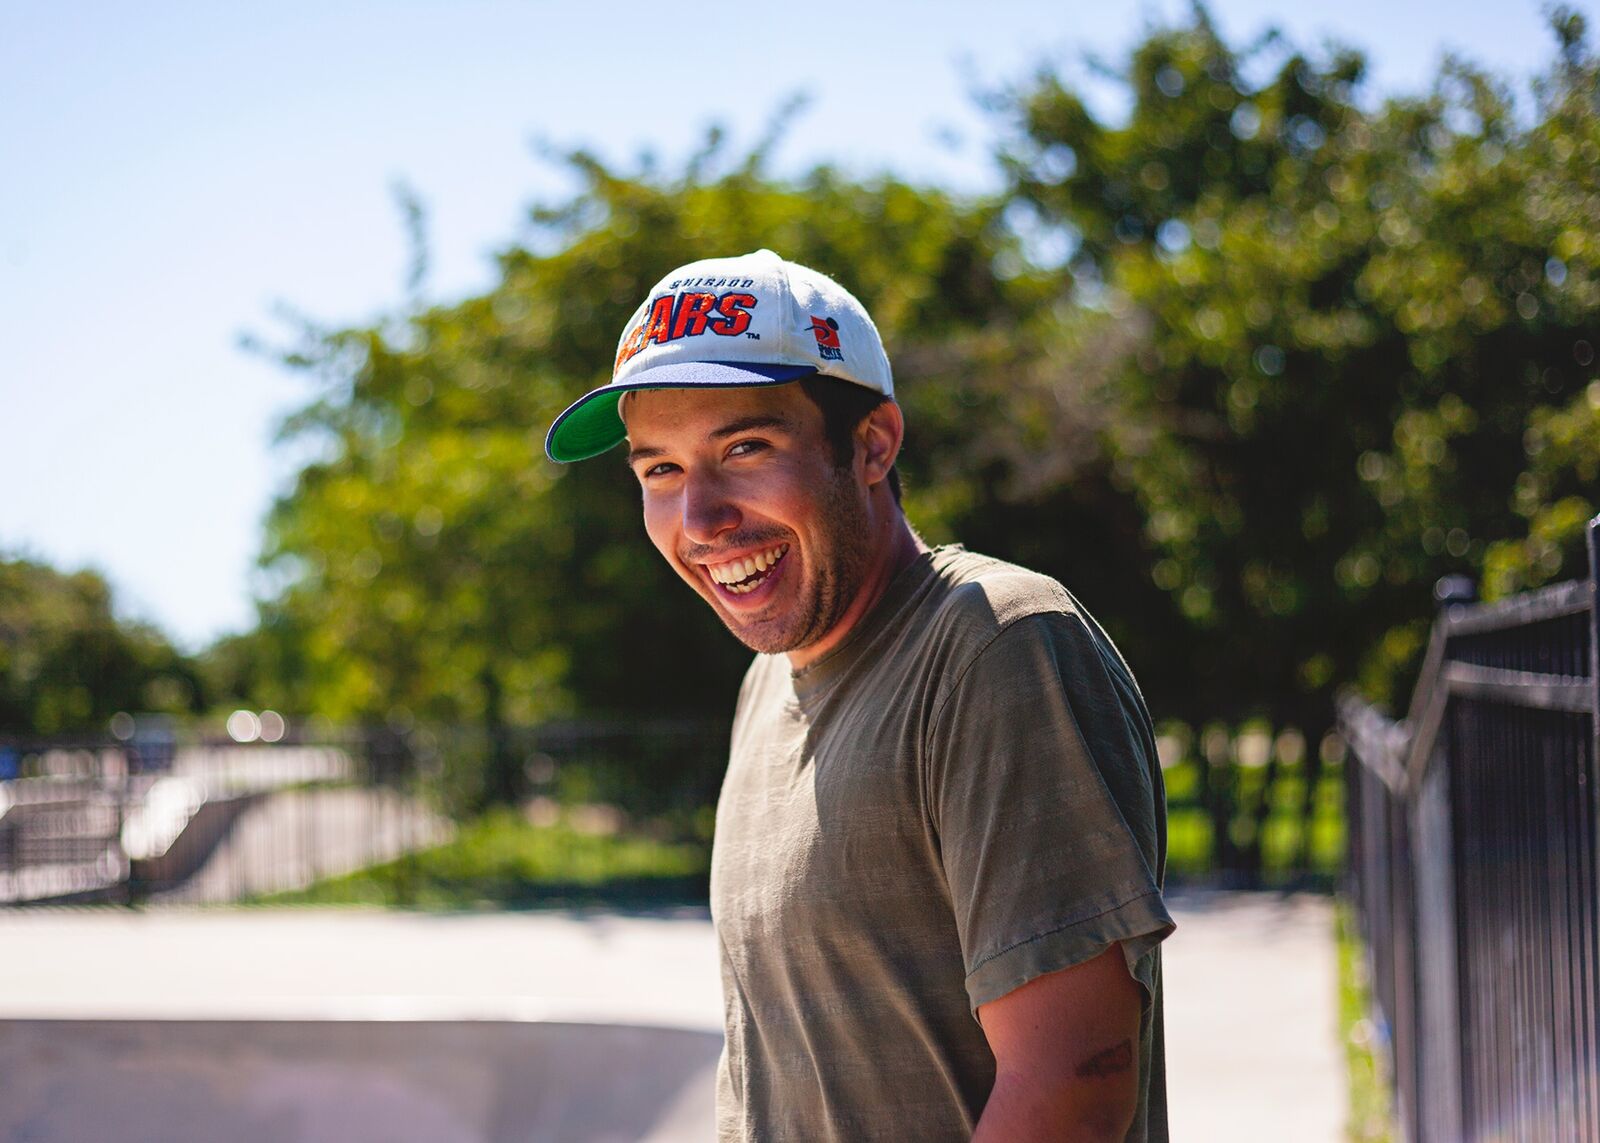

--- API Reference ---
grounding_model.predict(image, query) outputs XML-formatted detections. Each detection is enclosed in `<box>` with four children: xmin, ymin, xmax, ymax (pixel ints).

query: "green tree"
<box><xmin>256</xmin><ymin>139</ymin><xmax>1055</xmax><ymax>806</ymax></box>
<box><xmin>1480</xmin><ymin>10</ymin><xmax>1600</xmax><ymax>597</ymax></box>
<box><xmin>254</xmin><ymin>9</ymin><xmax>1600</xmax><ymax>825</ymax></box>
<box><xmin>999</xmin><ymin>6</ymin><xmax>1600</xmax><ymax>726</ymax></box>
<box><xmin>0</xmin><ymin>555</ymin><xmax>200</xmax><ymax>735</ymax></box>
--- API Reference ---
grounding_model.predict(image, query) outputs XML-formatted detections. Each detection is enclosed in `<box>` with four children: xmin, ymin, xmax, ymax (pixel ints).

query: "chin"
<box><xmin>721</xmin><ymin>620</ymin><xmax>791</xmax><ymax>657</ymax></box>
<box><xmin>717</xmin><ymin>608</ymin><xmax>813</xmax><ymax>656</ymax></box>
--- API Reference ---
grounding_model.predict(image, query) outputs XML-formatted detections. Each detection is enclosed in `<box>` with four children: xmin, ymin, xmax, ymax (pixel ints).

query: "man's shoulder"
<box><xmin>918</xmin><ymin>547</ymin><xmax>1149</xmax><ymax>724</ymax></box>
<box><xmin>922</xmin><ymin>546</ymin><xmax>1081</xmax><ymax>641</ymax></box>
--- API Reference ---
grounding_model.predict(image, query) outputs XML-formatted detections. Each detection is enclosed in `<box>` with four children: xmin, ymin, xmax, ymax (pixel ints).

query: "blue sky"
<box><xmin>3</xmin><ymin>0</ymin><xmax>1593</xmax><ymax>649</ymax></box>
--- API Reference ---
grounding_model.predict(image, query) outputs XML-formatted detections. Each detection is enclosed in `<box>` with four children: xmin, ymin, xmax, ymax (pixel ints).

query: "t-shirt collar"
<box><xmin>789</xmin><ymin>544</ymin><xmax>962</xmax><ymax>701</ymax></box>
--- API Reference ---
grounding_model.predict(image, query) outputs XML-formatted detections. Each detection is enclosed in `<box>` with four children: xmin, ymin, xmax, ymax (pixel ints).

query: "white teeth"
<box><xmin>707</xmin><ymin>544</ymin><xmax>788</xmax><ymax>587</ymax></box>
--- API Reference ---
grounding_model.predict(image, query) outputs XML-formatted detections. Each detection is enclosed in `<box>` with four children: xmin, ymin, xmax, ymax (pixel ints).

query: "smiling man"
<box><xmin>546</xmin><ymin>250</ymin><xmax>1173</xmax><ymax>1142</ymax></box>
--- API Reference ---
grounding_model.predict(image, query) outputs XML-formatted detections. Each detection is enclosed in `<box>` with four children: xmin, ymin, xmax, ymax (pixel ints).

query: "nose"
<box><xmin>681</xmin><ymin>469</ymin><xmax>740</xmax><ymax>545</ymax></box>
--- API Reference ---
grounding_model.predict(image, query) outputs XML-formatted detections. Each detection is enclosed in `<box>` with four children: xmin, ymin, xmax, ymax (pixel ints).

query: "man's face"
<box><xmin>622</xmin><ymin>383</ymin><xmax>872</xmax><ymax>660</ymax></box>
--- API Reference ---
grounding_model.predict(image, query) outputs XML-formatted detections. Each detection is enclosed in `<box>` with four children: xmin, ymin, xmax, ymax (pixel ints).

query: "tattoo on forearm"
<box><xmin>1074</xmin><ymin>1039</ymin><xmax>1134</xmax><ymax>1079</ymax></box>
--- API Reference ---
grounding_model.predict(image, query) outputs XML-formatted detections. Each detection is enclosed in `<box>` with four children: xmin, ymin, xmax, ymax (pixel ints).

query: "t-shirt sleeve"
<box><xmin>924</xmin><ymin>610</ymin><xmax>1175</xmax><ymax>1015</ymax></box>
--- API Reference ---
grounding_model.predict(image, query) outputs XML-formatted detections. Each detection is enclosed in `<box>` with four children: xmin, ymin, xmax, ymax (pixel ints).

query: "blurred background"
<box><xmin>5</xmin><ymin>2</ymin><xmax>1600</xmax><ymax>1139</ymax></box>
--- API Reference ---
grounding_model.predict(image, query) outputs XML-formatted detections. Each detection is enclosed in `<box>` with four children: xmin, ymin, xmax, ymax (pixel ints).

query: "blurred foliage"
<box><xmin>11</xmin><ymin>8</ymin><xmax>1595</xmax><ymax>793</ymax></box>
<box><xmin>1000</xmin><ymin>4</ymin><xmax>1600</xmax><ymax>719</ymax></box>
<box><xmin>240</xmin><ymin>8</ymin><xmax>1600</xmax><ymax>809</ymax></box>
<box><xmin>1159</xmin><ymin>720</ymin><xmax>1344</xmax><ymax>885</ymax></box>
<box><xmin>0</xmin><ymin>555</ymin><xmax>201</xmax><ymax>734</ymax></box>
<box><xmin>252</xmin><ymin>136</ymin><xmax>1073</xmax><ymax>802</ymax></box>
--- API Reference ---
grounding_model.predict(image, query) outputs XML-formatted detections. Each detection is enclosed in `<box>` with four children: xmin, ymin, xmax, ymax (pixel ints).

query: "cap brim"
<box><xmin>544</xmin><ymin>361</ymin><xmax>817</xmax><ymax>462</ymax></box>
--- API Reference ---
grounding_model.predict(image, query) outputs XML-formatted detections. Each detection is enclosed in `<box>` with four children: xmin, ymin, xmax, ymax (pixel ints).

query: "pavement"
<box><xmin>0</xmin><ymin>907</ymin><xmax>721</xmax><ymax>1030</ymax></box>
<box><xmin>1163</xmin><ymin>889</ymin><xmax>1346</xmax><ymax>1141</ymax></box>
<box><xmin>0</xmin><ymin>890</ymin><xmax>1344</xmax><ymax>1141</ymax></box>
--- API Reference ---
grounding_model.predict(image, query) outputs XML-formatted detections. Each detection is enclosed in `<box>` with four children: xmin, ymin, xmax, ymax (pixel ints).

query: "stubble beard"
<box><xmin>715</xmin><ymin>466</ymin><xmax>871</xmax><ymax>658</ymax></box>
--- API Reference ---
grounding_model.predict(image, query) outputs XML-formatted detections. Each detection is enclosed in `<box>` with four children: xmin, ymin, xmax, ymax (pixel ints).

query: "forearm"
<box><xmin>972</xmin><ymin>1043</ymin><xmax>1138</xmax><ymax>1143</ymax></box>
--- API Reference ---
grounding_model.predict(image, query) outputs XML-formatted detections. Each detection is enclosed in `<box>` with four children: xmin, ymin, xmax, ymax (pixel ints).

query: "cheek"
<box><xmin>751</xmin><ymin>470</ymin><xmax>820</xmax><ymax>524</ymax></box>
<box><xmin>641</xmin><ymin>496</ymin><xmax>700</xmax><ymax>586</ymax></box>
<box><xmin>640</xmin><ymin>498</ymin><xmax>675</xmax><ymax>558</ymax></box>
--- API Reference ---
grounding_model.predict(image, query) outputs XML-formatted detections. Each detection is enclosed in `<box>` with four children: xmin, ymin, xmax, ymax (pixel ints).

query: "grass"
<box><xmin>250</xmin><ymin>804</ymin><xmax>710</xmax><ymax>910</ymax></box>
<box><xmin>1336</xmin><ymin>899</ymin><xmax>1397</xmax><ymax>1142</ymax></box>
<box><xmin>1163</xmin><ymin>758</ymin><xmax>1345</xmax><ymax>884</ymax></box>
<box><xmin>256</xmin><ymin>750</ymin><xmax>1348</xmax><ymax>901</ymax></box>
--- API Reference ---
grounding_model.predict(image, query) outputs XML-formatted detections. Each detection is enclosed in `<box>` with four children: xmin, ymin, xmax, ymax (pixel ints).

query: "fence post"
<box><xmin>1587</xmin><ymin>514</ymin><xmax>1600</xmax><ymax>1143</ymax></box>
<box><xmin>1589</xmin><ymin>514</ymin><xmax>1599</xmax><ymax>750</ymax></box>
<box><xmin>1590</xmin><ymin>516</ymin><xmax>1600</xmax><ymax>840</ymax></box>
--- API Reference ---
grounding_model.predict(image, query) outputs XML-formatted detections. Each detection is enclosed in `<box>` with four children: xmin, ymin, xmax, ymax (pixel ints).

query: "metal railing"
<box><xmin>1155</xmin><ymin>721</ymin><xmax>1346</xmax><ymax>888</ymax></box>
<box><xmin>0</xmin><ymin>718</ymin><xmax>730</xmax><ymax>907</ymax></box>
<box><xmin>1341</xmin><ymin>517</ymin><xmax>1600</xmax><ymax>1143</ymax></box>
<box><xmin>0</xmin><ymin>733</ymin><xmax>438</xmax><ymax>905</ymax></box>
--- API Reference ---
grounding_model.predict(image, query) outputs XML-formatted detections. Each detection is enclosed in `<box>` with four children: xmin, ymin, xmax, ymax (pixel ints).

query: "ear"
<box><xmin>855</xmin><ymin>400</ymin><xmax>904</xmax><ymax>488</ymax></box>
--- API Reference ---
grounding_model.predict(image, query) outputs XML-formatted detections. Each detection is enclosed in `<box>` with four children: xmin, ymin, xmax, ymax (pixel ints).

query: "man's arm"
<box><xmin>972</xmin><ymin>944</ymin><xmax>1143</xmax><ymax>1143</ymax></box>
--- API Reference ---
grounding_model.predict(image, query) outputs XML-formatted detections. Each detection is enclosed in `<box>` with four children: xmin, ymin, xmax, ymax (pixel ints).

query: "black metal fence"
<box><xmin>0</xmin><ymin>718</ymin><xmax>730</xmax><ymax>907</ymax></box>
<box><xmin>2</xmin><ymin>698</ymin><xmax>1351</xmax><ymax>908</ymax></box>
<box><xmin>1156</xmin><ymin>720</ymin><xmax>1347</xmax><ymax>888</ymax></box>
<box><xmin>1341</xmin><ymin>517</ymin><xmax>1600</xmax><ymax>1142</ymax></box>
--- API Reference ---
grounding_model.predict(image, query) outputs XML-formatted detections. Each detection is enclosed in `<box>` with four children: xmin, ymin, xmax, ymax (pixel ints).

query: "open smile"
<box><xmin>704</xmin><ymin>543</ymin><xmax>790</xmax><ymax>597</ymax></box>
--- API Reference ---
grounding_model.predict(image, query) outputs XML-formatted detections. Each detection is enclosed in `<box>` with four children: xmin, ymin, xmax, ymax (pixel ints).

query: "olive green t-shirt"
<box><xmin>711</xmin><ymin>546</ymin><xmax>1174</xmax><ymax>1142</ymax></box>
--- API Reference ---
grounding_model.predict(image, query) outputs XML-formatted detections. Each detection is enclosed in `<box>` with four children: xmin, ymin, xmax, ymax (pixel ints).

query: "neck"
<box><xmin>786</xmin><ymin>496</ymin><xmax>927</xmax><ymax>672</ymax></box>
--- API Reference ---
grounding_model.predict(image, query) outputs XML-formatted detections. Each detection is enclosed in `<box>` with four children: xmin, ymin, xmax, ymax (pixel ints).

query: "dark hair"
<box><xmin>799</xmin><ymin>374</ymin><xmax>903</xmax><ymax>504</ymax></box>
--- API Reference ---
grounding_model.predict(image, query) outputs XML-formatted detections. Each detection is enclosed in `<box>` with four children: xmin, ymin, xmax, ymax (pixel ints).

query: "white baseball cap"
<box><xmin>544</xmin><ymin>249</ymin><xmax>894</xmax><ymax>462</ymax></box>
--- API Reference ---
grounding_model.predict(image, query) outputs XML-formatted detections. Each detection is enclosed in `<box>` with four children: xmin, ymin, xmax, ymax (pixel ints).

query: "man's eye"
<box><xmin>727</xmin><ymin>440</ymin><xmax>767</xmax><ymax>458</ymax></box>
<box><xmin>640</xmin><ymin>462</ymin><xmax>679</xmax><ymax>479</ymax></box>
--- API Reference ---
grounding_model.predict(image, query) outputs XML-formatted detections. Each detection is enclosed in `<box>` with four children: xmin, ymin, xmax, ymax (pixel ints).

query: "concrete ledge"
<box><xmin>0</xmin><ymin>1019</ymin><xmax>720</xmax><ymax>1143</ymax></box>
<box><xmin>129</xmin><ymin>789</ymin><xmax>262</xmax><ymax>887</ymax></box>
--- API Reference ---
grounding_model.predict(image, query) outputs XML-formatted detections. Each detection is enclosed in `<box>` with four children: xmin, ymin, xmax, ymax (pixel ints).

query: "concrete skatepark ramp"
<box><xmin>0</xmin><ymin>909</ymin><xmax>726</xmax><ymax>1142</ymax></box>
<box><xmin>0</xmin><ymin>1019</ymin><xmax>720</xmax><ymax>1143</ymax></box>
<box><xmin>0</xmin><ymin>893</ymin><xmax>1346</xmax><ymax>1140</ymax></box>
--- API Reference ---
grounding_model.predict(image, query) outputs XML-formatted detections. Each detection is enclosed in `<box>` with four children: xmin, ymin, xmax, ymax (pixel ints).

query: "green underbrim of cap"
<box><xmin>544</xmin><ymin>365</ymin><xmax>822</xmax><ymax>463</ymax></box>
<box><xmin>546</xmin><ymin>390</ymin><xmax>627</xmax><ymax>463</ymax></box>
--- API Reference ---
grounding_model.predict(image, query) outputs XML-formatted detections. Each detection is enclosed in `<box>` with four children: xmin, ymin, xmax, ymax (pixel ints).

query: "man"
<box><xmin>546</xmin><ymin>249</ymin><xmax>1173</xmax><ymax>1141</ymax></box>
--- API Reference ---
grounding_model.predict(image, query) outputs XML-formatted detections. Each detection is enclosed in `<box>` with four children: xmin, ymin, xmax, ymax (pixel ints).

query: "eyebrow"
<box><xmin>625</xmin><ymin>413</ymin><xmax>797</xmax><ymax>468</ymax></box>
<box><xmin>710</xmin><ymin>413</ymin><xmax>796</xmax><ymax>440</ymax></box>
